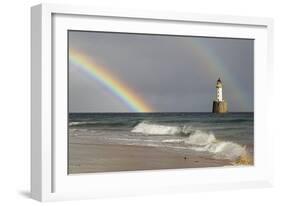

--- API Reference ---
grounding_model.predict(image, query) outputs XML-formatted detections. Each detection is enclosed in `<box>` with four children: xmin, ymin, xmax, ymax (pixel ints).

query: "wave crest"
<box><xmin>184</xmin><ymin>130</ymin><xmax>216</xmax><ymax>146</ymax></box>
<box><xmin>131</xmin><ymin>121</ymin><xmax>192</xmax><ymax>135</ymax></box>
<box><xmin>190</xmin><ymin>141</ymin><xmax>247</xmax><ymax>160</ymax></box>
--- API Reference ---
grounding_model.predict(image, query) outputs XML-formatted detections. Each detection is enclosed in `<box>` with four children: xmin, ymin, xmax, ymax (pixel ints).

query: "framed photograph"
<box><xmin>31</xmin><ymin>3</ymin><xmax>274</xmax><ymax>201</ymax></box>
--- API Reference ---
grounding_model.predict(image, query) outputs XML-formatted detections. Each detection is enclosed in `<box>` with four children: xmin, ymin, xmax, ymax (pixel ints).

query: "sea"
<box><xmin>69</xmin><ymin>112</ymin><xmax>254</xmax><ymax>162</ymax></box>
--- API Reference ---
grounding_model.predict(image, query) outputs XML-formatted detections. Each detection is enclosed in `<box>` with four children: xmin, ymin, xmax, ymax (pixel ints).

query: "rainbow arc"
<box><xmin>69</xmin><ymin>48</ymin><xmax>153</xmax><ymax>113</ymax></box>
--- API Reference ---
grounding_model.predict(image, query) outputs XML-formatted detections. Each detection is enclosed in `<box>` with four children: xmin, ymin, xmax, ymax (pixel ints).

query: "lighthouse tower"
<box><xmin>212</xmin><ymin>78</ymin><xmax>228</xmax><ymax>113</ymax></box>
<box><xmin>216</xmin><ymin>78</ymin><xmax>223</xmax><ymax>102</ymax></box>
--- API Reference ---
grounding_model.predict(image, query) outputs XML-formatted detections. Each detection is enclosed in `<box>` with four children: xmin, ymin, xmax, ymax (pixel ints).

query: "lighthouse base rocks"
<box><xmin>212</xmin><ymin>100</ymin><xmax>228</xmax><ymax>113</ymax></box>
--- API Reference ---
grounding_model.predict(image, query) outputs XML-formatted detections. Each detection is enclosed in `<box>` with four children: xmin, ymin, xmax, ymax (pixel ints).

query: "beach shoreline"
<box><xmin>68</xmin><ymin>142</ymin><xmax>232</xmax><ymax>174</ymax></box>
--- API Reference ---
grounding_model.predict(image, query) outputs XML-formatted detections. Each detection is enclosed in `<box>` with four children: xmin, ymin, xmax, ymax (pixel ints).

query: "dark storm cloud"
<box><xmin>69</xmin><ymin>31</ymin><xmax>254</xmax><ymax>112</ymax></box>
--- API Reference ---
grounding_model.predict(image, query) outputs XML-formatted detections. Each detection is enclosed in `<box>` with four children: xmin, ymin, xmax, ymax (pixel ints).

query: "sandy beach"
<box><xmin>68</xmin><ymin>143</ymin><xmax>231</xmax><ymax>174</ymax></box>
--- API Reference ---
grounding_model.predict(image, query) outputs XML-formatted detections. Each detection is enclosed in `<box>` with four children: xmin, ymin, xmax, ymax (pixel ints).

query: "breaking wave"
<box><xmin>189</xmin><ymin>139</ymin><xmax>247</xmax><ymax>160</ymax></box>
<box><xmin>132</xmin><ymin>121</ymin><xmax>248</xmax><ymax>161</ymax></box>
<box><xmin>131</xmin><ymin>121</ymin><xmax>193</xmax><ymax>136</ymax></box>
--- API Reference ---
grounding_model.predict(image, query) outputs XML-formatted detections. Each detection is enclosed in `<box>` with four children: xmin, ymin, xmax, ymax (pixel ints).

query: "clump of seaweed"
<box><xmin>234</xmin><ymin>153</ymin><xmax>253</xmax><ymax>165</ymax></box>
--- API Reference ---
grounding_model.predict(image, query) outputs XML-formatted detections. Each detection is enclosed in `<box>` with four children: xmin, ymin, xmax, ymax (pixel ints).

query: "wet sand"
<box><xmin>68</xmin><ymin>143</ymin><xmax>231</xmax><ymax>174</ymax></box>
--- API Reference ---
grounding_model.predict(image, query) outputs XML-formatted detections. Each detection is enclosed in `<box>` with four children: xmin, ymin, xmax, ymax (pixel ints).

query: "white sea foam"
<box><xmin>162</xmin><ymin>139</ymin><xmax>183</xmax><ymax>143</ymax></box>
<box><xmin>183</xmin><ymin>130</ymin><xmax>216</xmax><ymax>146</ymax></box>
<box><xmin>131</xmin><ymin>121</ymin><xmax>192</xmax><ymax>135</ymax></box>
<box><xmin>185</xmin><ymin>131</ymin><xmax>246</xmax><ymax>160</ymax></box>
<box><xmin>69</xmin><ymin>122</ymin><xmax>83</xmax><ymax>126</ymax></box>
<box><xmin>207</xmin><ymin>142</ymin><xmax>247</xmax><ymax>160</ymax></box>
<box><xmin>69</xmin><ymin>121</ymin><xmax>99</xmax><ymax>126</ymax></box>
<box><xmin>186</xmin><ymin>131</ymin><xmax>247</xmax><ymax>160</ymax></box>
<box><xmin>132</xmin><ymin>121</ymin><xmax>247</xmax><ymax>160</ymax></box>
<box><xmin>131</xmin><ymin>121</ymin><xmax>181</xmax><ymax>135</ymax></box>
<box><xmin>161</xmin><ymin>131</ymin><xmax>215</xmax><ymax>145</ymax></box>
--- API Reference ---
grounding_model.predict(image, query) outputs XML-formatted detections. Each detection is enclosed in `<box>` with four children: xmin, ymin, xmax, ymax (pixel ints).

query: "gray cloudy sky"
<box><xmin>68</xmin><ymin>31</ymin><xmax>254</xmax><ymax>113</ymax></box>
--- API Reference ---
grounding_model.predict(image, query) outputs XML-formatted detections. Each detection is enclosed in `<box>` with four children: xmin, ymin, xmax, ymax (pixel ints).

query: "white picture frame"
<box><xmin>31</xmin><ymin>3</ymin><xmax>274</xmax><ymax>202</ymax></box>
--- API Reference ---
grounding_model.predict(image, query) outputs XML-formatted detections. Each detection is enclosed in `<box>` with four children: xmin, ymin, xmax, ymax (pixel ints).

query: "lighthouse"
<box><xmin>216</xmin><ymin>78</ymin><xmax>223</xmax><ymax>101</ymax></box>
<box><xmin>212</xmin><ymin>78</ymin><xmax>228</xmax><ymax>113</ymax></box>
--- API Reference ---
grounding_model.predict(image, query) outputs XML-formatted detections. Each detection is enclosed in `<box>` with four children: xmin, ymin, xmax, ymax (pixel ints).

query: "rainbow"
<box><xmin>69</xmin><ymin>48</ymin><xmax>153</xmax><ymax>113</ymax></box>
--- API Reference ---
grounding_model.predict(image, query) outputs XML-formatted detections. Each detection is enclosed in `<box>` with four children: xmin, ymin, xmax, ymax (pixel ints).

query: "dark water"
<box><xmin>69</xmin><ymin>112</ymin><xmax>254</xmax><ymax>161</ymax></box>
